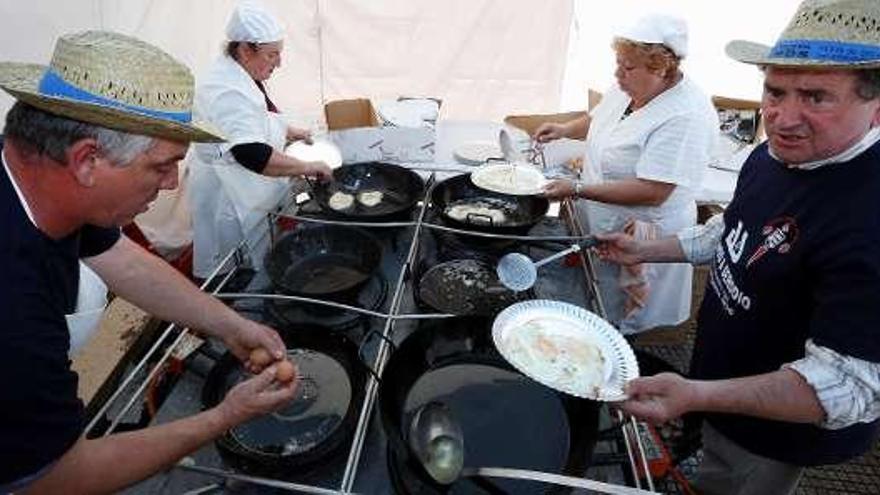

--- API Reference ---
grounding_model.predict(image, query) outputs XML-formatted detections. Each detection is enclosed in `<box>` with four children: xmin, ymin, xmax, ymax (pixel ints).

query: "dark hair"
<box><xmin>4</xmin><ymin>101</ymin><xmax>153</xmax><ymax>165</ymax></box>
<box><xmin>225</xmin><ymin>41</ymin><xmax>260</xmax><ymax>61</ymax></box>
<box><xmin>855</xmin><ymin>69</ymin><xmax>880</xmax><ymax>101</ymax></box>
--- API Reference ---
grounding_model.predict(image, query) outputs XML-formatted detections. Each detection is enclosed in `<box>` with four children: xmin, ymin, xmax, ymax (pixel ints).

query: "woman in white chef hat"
<box><xmin>188</xmin><ymin>0</ymin><xmax>332</xmax><ymax>279</ymax></box>
<box><xmin>536</xmin><ymin>14</ymin><xmax>719</xmax><ymax>335</ymax></box>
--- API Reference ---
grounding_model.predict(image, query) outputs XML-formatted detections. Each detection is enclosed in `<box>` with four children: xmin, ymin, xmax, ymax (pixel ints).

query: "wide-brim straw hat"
<box><xmin>726</xmin><ymin>0</ymin><xmax>880</xmax><ymax>68</ymax></box>
<box><xmin>0</xmin><ymin>31</ymin><xmax>223</xmax><ymax>142</ymax></box>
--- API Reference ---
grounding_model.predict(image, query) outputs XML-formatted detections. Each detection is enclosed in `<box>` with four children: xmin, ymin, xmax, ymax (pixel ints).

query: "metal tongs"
<box><xmin>499</xmin><ymin>128</ymin><xmax>547</xmax><ymax>169</ymax></box>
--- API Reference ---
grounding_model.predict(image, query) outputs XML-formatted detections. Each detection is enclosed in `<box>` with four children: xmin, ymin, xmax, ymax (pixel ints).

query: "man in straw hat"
<box><xmin>597</xmin><ymin>1</ymin><xmax>880</xmax><ymax>493</ymax></box>
<box><xmin>0</xmin><ymin>31</ymin><xmax>298</xmax><ymax>493</ymax></box>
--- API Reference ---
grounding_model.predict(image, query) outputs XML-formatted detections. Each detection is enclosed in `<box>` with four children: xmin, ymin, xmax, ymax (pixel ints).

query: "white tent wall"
<box><xmin>0</xmin><ymin>0</ymin><xmax>574</xmax><ymax>128</ymax></box>
<box><xmin>0</xmin><ymin>0</ymin><xmax>810</xmax><ymax>127</ymax></box>
<box><xmin>562</xmin><ymin>0</ymin><xmax>803</xmax><ymax>109</ymax></box>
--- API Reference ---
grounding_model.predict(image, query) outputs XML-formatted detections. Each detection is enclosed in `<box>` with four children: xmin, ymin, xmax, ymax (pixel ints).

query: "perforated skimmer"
<box><xmin>497</xmin><ymin>237</ymin><xmax>598</xmax><ymax>292</ymax></box>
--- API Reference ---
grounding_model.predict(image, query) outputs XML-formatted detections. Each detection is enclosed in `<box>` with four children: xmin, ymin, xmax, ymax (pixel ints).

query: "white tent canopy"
<box><xmin>0</xmin><ymin>0</ymin><xmax>800</xmax><ymax>255</ymax></box>
<box><xmin>1</xmin><ymin>0</ymin><xmax>800</xmax><ymax>128</ymax></box>
<box><xmin>0</xmin><ymin>0</ymin><xmax>574</xmax><ymax>127</ymax></box>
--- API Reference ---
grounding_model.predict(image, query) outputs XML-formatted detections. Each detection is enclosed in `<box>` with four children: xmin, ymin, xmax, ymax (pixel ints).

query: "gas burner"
<box><xmin>265</xmin><ymin>273</ymin><xmax>389</xmax><ymax>331</ymax></box>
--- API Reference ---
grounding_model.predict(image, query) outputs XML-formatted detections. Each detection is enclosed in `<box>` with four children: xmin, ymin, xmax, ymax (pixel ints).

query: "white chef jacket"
<box><xmin>187</xmin><ymin>55</ymin><xmax>291</xmax><ymax>278</ymax></box>
<box><xmin>580</xmin><ymin>77</ymin><xmax>718</xmax><ymax>333</ymax></box>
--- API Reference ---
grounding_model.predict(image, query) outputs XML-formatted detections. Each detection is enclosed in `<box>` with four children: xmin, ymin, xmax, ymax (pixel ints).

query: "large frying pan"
<box><xmin>430</xmin><ymin>173</ymin><xmax>549</xmax><ymax>236</ymax></box>
<box><xmin>311</xmin><ymin>162</ymin><xmax>425</xmax><ymax>221</ymax></box>
<box><xmin>265</xmin><ymin>224</ymin><xmax>382</xmax><ymax>300</ymax></box>
<box><xmin>201</xmin><ymin>326</ymin><xmax>368</xmax><ymax>479</ymax></box>
<box><xmin>415</xmin><ymin>259</ymin><xmax>531</xmax><ymax>316</ymax></box>
<box><xmin>378</xmin><ymin>317</ymin><xmax>600</xmax><ymax>494</ymax></box>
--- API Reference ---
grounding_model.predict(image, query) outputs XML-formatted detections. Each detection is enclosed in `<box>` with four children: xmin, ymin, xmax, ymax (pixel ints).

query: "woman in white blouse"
<box><xmin>188</xmin><ymin>1</ymin><xmax>332</xmax><ymax>279</ymax></box>
<box><xmin>537</xmin><ymin>14</ymin><xmax>718</xmax><ymax>334</ymax></box>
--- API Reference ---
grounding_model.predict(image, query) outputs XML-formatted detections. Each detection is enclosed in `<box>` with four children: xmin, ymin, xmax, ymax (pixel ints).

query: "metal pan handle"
<box><xmin>356</xmin><ymin>329</ymin><xmax>398</xmax><ymax>382</ymax></box>
<box><xmin>466</xmin><ymin>212</ymin><xmax>494</xmax><ymax>226</ymax></box>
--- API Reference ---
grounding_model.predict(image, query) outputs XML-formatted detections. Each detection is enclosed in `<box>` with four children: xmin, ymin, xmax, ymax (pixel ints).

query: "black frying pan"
<box><xmin>265</xmin><ymin>224</ymin><xmax>382</xmax><ymax>300</ymax></box>
<box><xmin>430</xmin><ymin>173</ymin><xmax>549</xmax><ymax>235</ymax></box>
<box><xmin>416</xmin><ymin>259</ymin><xmax>531</xmax><ymax>316</ymax></box>
<box><xmin>201</xmin><ymin>326</ymin><xmax>368</xmax><ymax>479</ymax></box>
<box><xmin>312</xmin><ymin>162</ymin><xmax>425</xmax><ymax>221</ymax></box>
<box><xmin>378</xmin><ymin>317</ymin><xmax>600</xmax><ymax>494</ymax></box>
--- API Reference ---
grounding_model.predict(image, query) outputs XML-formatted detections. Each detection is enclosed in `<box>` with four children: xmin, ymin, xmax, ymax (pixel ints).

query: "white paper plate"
<box><xmin>453</xmin><ymin>141</ymin><xmax>503</xmax><ymax>165</ymax></box>
<box><xmin>471</xmin><ymin>163</ymin><xmax>547</xmax><ymax>195</ymax></box>
<box><xmin>284</xmin><ymin>139</ymin><xmax>343</xmax><ymax>169</ymax></box>
<box><xmin>492</xmin><ymin>300</ymin><xmax>639</xmax><ymax>402</ymax></box>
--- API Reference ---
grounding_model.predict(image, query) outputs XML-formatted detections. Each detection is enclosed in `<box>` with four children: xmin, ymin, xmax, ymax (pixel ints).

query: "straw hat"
<box><xmin>0</xmin><ymin>30</ymin><xmax>223</xmax><ymax>142</ymax></box>
<box><xmin>727</xmin><ymin>0</ymin><xmax>880</xmax><ymax>68</ymax></box>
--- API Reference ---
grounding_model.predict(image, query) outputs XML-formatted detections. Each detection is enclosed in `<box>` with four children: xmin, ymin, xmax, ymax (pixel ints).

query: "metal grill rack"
<box><xmin>87</xmin><ymin>171</ymin><xmax>659</xmax><ymax>494</ymax></box>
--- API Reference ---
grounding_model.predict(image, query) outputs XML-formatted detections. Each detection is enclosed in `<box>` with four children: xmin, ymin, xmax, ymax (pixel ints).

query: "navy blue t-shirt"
<box><xmin>691</xmin><ymin>141</ymin><xmax>880</xmax><ymax>466</ymax></box>
<box><xmin>0</xmin><ymin>140</ymin><xmax>121</xmax><ymax>483</ymax></box>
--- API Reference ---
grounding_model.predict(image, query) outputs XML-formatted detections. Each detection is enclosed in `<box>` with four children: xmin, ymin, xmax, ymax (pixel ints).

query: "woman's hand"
<box><xmin>533</xmin><ymin>122</ymin><xmax>567</xmax><ymax>143</ymax></box>
<box><xmin>542</xmin><ymin>179</ymin><xmax>576</xmax><ymax>200</ymax></box>
<box><xmin>287</xmin><ymin>126</ymin><xmax>313</xmax><ymax>144</ymax></box>
<box><xmin>304</xmin><ymin>161</ymin><xmax>333</xmax><ymax>181</ymax></box>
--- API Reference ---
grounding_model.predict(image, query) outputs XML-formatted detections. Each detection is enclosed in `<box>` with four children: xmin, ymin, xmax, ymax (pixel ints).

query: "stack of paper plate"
<box><xmin>453</xmin><ymin>141</ymin><xmax>503</xmax><ymax>165</ymax></box>
<box><xmin>284</xmin><ymin>139</ymin><xmax>343</xmax><ymax>169</ymax></box>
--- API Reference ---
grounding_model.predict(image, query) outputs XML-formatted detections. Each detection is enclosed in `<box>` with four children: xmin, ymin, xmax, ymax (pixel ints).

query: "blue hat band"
<box><xmin>769</xmin><ymin>39</ymin><xmax>880</xmax><ymax>63</ymax></box>
<box><xmin>37</xmin><ymin>70</ymin><xmax>193</xmax><ymax>124</ymax></box>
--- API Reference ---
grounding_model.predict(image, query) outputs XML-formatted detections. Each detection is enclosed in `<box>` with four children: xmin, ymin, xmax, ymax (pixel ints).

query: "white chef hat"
<box><xmin>616</xmin><ymin>14</ymin><xmax>688</xmax><ymax>58</ymax></box>
<box><xmin>225</xmin><ymin>1</ymin><xmax>284</xmax><ymax>43</ymax></box>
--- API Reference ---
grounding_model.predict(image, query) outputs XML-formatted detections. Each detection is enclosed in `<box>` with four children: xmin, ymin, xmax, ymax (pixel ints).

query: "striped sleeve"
<box><xmin>786</xmin><ymin>340</ymin><xmax>880</xmax><ymax>430</ymax></box>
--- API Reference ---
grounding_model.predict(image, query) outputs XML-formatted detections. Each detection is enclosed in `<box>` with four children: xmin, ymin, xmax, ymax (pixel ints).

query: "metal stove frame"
<box><xmin>87</xmin><ymin>172</ymin><xmax>657</xmax><ymax>494</ymax></box>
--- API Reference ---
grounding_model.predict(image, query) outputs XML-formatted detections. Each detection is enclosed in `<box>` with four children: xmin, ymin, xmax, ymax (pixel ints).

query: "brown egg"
<box><xmin>249</xmin><ymin>347</ymin><xmax>273</xmax><ymax>368</ymax></box>
<box><xmin>275</xmin><ymin>360</ymin><xmax>297</xmax><ymax>383</ymax></box>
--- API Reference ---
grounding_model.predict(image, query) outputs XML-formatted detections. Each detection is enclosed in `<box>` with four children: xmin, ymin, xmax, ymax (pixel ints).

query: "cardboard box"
<box><xmin>324</xmin><ymin>97</ymin><xmax>439</xmax><ymax>163</ymax></box>
<box><xmin>331</xmin><ymin>126</ymin><xmax>435</xmax><ymax>163</ymax></box>
<box><xmin>324</xmin><ymin>98</ymin><xmax>379</xmax><ymax>130</ymax></box>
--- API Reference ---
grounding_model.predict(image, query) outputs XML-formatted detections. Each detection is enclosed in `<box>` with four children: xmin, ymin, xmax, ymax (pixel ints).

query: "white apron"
<box><xmin>188</xmin><ymin>55</ymin><xmax>291</xmax><ymax>278</ymax></box>
<box><xmin>579</xmin><ymin>80</ymin><xmax>717</xmax><ymax>334</ymax></box>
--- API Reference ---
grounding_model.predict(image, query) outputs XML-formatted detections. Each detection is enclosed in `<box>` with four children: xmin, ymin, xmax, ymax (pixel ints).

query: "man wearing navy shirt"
<box><xmin>597</xmin><ymin>1</ymin><xmax>880</xmax><ymax>494</ymax></box>
<box><xmin>0</xmin><ymin>31</ymin><xmax>296</xmax><ymax>493</ymax></box>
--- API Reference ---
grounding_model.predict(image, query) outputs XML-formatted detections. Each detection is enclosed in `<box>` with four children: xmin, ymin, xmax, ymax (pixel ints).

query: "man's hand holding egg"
<box><xmin>249</xmin><ymin>347</ymin><xmax>298</xmax><ymax>384</ymax></box>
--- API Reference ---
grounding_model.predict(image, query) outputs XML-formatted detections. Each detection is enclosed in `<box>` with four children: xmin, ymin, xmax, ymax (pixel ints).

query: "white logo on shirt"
<box><xmin>725</xmin><ymin>220</ymin><xmax>748</xmax><ymax>264</ymax></box>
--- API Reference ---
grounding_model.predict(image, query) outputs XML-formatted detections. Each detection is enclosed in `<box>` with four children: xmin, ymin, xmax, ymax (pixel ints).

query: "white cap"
<box><xmin>225</xmin><ymin>1</ymin><xmax>284</xmax><ymax>43</ymax></box>
<box><xmin>616</xmin><ymin>14</ymin><xmax>688</xmax><ymax>58</ymax></box>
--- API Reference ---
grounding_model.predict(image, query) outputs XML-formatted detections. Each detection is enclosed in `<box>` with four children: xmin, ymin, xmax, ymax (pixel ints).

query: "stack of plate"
<box><xmin>452</xmin><ymin>141</ymin><xmax>503</xmax><ymax>165</ymax></box>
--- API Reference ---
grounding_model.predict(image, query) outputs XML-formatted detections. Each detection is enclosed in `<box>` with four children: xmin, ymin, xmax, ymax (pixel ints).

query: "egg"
<box><xmin>357</xmin><ymin>190</ymin><xmax>384</xmax><ymax>207</ymax></box>
<box><xmin>276</xmin><ymin>360</ymin><xmax>297</xmax><ymax>383</ymax></box>
<box><xmin>328</xmin><ymin>191</ymin><xmax>354</xmax><ymax>211</ymax></box>
<box><xmin>249</xmin><ymin>347</ymin><xmax>273</xmax><ymax>367</ymax></box>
